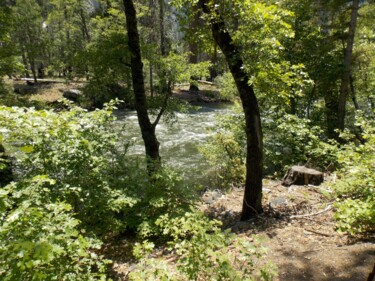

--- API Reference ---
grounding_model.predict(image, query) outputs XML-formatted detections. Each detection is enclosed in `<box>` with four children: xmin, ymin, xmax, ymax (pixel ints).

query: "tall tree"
<box><xmin>11</xmin><ymin>0</ymin><xmax>46</xmax><ymax>82</ymax></box>
<box><xmin>338</xmin><ymin>0</ymin><xmax>360</xmax><ymax>131</ymax></box>
<box><xmin>198</xmin><ymin>0</ymin><xmax>263</xmax><ymax>219</ymax></box>
<box><xmin>123</xmin><ymin>0</ymin><xmax>161</xmax><ymax>172</ymax></box>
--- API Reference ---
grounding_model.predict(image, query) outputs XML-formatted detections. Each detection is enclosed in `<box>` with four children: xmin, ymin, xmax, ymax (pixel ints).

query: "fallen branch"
<box><xmin>290</xmin><ymin>205</ymin><xmax>332</xmax><ymax>219</ymax></box>
<box><xmin>198</xmin><ymin>80</ymin><xmax>217</xmax><ymax>86</ymax></box>
<box><xmin>304</xmin><ymin>228</ymin><xmax>334</xmax><ymax>237</ymax></box>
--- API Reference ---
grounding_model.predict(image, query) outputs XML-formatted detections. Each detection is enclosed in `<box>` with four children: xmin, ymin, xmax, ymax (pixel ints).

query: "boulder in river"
<box><xmin>282</xmin><ymin>165</ymin><xmax>323</xmax><ymax>187</ymax></box>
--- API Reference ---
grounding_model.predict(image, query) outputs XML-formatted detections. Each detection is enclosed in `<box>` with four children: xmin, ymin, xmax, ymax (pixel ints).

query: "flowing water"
<box><xmin>114</xmin><ymin>104</ymin><xmax>233</xmax><ymax>180</ymax></box>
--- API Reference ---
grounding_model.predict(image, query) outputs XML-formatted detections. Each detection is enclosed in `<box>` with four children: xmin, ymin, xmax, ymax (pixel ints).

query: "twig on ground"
<box><xmin>304</xmin><ymin>228</ymin><xmax>335</xmax><ymax>237</ymax></box>
<box><xmin>290</xmin><ymin>205</ymin><xmax>332</xmax><ymax>219</ymax></box>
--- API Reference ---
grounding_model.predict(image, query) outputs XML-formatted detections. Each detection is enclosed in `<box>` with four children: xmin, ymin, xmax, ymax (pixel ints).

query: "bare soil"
<box><xmin>105</xmin><ymin>179</ymin><xmax>374</xmax><ymax>280</ymax></box>
<box><xmin>201</xmin><ymin>179</ymin><xmax>375</xmax><ymax>281</ymax></box>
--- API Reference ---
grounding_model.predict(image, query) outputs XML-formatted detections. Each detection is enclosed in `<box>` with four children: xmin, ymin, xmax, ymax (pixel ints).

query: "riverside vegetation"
<box><xmin>1</xmin><ymin>0</ymin><xmax>375</xmax><ymax>280</ymax></box>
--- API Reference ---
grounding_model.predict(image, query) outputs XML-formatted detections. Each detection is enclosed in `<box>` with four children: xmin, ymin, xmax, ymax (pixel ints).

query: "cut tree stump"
<box><xmin>282</xmin><ymin>166</ymin><xmax>323</xmax><ymax>187</ymax></box>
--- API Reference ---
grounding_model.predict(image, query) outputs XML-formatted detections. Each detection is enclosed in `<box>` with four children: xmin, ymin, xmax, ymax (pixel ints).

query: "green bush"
<box><xmin>214</xmin><ymin>72</ymin><xmax>239</xmax><ymax>101</ymax></box>
<box><xmin>0</xmin><ymin>101</ymin><xmax>137</xmax><ymax>234</ymax></box>
<box><xmin>0</xmin><ymin>176</ymin><xmax>109</xmax><ymax>281</ymax></box>
<box><xmin>130</xmin><ymin>211</ymin><xmax>277</xmax><ymax>281</ymax></box>
<box><xmin>263</xmin><ymin>113</ymin><xmax>339</xmax><ymax>175</ymax></box>
<box><xmin>131</xmin><ymin>167</ymin><xmax>198</xmax><ymax>238</ymax></box>
<box><xmin>199</xmin><ymin>105</ymin><xmax>246</xmax><ymax>190</ymax></box>
<box><xmin>331</xmin><ymin>116</ymin><xmax>375</xmax><ymax>236</ymax></box>
<box><xmin>200</xmin><ymin>107</ymin><xmax>338</xmax><ymax>188</ymax></box>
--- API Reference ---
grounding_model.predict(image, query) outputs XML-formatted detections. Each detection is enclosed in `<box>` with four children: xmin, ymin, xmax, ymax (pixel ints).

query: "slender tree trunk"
<box><xmin>189</xmin><ymin>4</ymin><xmax>200</xmax><ymax>91</ymax></box>
<box><xmin>150</xmin><ymin>63</ymin><xmax>154</xmax><ymax>97</ymax></box>
<box><xmin>350</xmin><ymin>75</ymin><xmax>360</xmax><ymax>110</ymax></box>
<box><xmin>158</xmin><ymin>0</ymin><xmax>166</xmax><ymax>57</ymax></box>
<box><xmin>30</xmin><ymin>58</ymin><xmax>37</xmax><ymax>83</ymax></box>
<box><xmin>324</xmin><ymin>92</ymin><xmax>339</xmax><ymax>140</ymax></box>
<box><xmin>0</xmin><ymin>143</ymin><xmax>13</xmax><ymax>187</ymax></box>
<box><xmin>123</xmin><ymin>0</ymin><xmax>161</xmax><ymax>172</ymax></box>
<box><xmin>21</xmin><ymin>53</ymin><xmax>29</xmax><ymax>78</ymax></box>
<box><xmin>337</xmin><ymin>0</ymin><xmax>359</xmax><ymax>131</ymax></box>
<box><xmin>199</xmin><ymin>0</ymin><xmax>263</xmax><ymax>220</ymax></box>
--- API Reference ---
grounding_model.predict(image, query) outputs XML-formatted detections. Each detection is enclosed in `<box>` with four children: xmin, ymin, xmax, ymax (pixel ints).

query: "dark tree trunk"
<box><xmin>350</xmin><ymin>75</ymin><xmax>360</xmax><ymax>110</ymax></box>
<box><xmin>189</xmin><ymin>4</ymin><xmax>200</xmax><ymax>92</ymax></box>
<box><xmin>337</xmin><ymin>0</ymin><xmax>359</xmax><ymax>131</ymax></box>
<box><xmin>123</xmin><ymin>0</ymin><xmax>161</xmax><ymax>172</ymax></box>
<box><xmin>30</xmin><ymin>58</ymin><xmax>37</xmax><ymax>83</ymax></box>
<box><xmin>150</xmin><ymin>63</ymin><xmax>154</xmax><ymax>97</ymax></box>
<box><xmin>158</xmin><ymin>0</ymin><xmax>167</xmax><ymax>57</ymax></box>
<box><xmin>199</xmin><ymin>0</ymin><xmax>263</xmax><ymax>220</ymax></box>
<box><xmin>0</xmin><ymin>143</ymin><xmax>13</xmax><ymax>187</ymax></box>
<box><xmin>324</xmin><ymin>92</ymin><xmax>339</xmax><ymax>140</ymax></box>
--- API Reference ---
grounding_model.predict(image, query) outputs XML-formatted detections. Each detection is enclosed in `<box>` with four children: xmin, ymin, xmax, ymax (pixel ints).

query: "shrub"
<box><xmin>201</xmin><ymin>107</ymin><xmax>339</xmax><ymax>190</ymax></box>
<box><xmin>199</xmin><ymin>105</ymin><xmax>246</xmax><ymax>190</ymax></box>
<box><xmin>331</xmin><ymin>115</ymin><xmax>375</xmax><ymax>236</ymax></box>
<box><xmin>214</xmin><ymin>72</ymin><xmax>239</xmax><ymax>101</ymax></box>
<box><xmin>263</xmin><ymin>113</ymin><xmax>339</xmax><ymax>175</ymax></box>
<box><xmin>130</xmin><ymin>211</ymin><xmax>277</xmax><ymax>281</ymax></box>
<box><xmin>0</xmin><ymin>176</ymin><xmax>110</xmax><ymax>281</ymax></box>
<box><xmin>0</xmin><ymin>101</ymin><xmax>137</xmax><ymax>234</ymax></box>
<box><xmin>131</xmin><ymin>167</ymin><xmax>198</xmax><ymax>237</ymax></box>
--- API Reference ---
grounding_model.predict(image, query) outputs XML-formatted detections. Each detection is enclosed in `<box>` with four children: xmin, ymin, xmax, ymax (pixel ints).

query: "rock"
<box><xmin>282</xmin><ymin>166</ymin><xmax>323</xmax><ymax>187</ymax></box>
<box><xmin>14</xmin><ymin>84</ymin><xmax>38</xmax><ymax>95</ymax></box>
<box><xmin>202</xmin><ymin>189</ymin><xmax>223</xmax><ymax>204</ymax></box>
<box><xmin>270</xmin><ymin>197</ymin><xmax>288</xmax><ymax>207</ymax></box>
<box><xmin>63</xmin><ymin>89</ymin><xmax>82</xmax><ymax>101</ymax></box>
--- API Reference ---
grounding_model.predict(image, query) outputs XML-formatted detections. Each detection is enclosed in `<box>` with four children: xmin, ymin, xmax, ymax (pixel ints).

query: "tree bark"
<box><xmin>199</xmin><ymin>0</ymin><xmax>263</xmax><ymax>220</ymax></box>
<box><xmin>189</xmin><ymin>4</ymin><xmax>200</xmax><ymax>91</ymax></box>
<box><xmin>324</xmin><ymin>92</ymin><xmax>339</xmax><ymax>140</ymax></box>
<box><xmin>337</xmin><ymin>0</ymin><xmax>359</xmax><ymax>131</ymax></box>
<box><xmin>123</xmin><ymin>0</ymin><xmax>161</xmax><ymax>172</ymax></box>
<box><xmin>350</xmin><ymin>75</ymin><xmax>360</xmax><ymax>110</ymax></box>
<box><xmin>0</xmin><ymin>143</ymin><xmax>13</xmax><ymax>187</ymax></box>
<box><xmin>158</xmin><ymin>0</ymin><xmax>167</xmax><ymax>57</ymax></box>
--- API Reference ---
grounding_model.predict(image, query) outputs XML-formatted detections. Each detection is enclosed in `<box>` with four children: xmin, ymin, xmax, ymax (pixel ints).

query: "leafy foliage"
<box><xmin>130</xmin><ymin>211</ymin><xmax>277</xmax><ymax>281</ymax></box>
<box><xmin>0</xmin><ymin>101</ymin><xmax>137</xmax><ymax>234</ymax></box>
<box><xmin>263</xmin><ymin>113</ymin><xmax>339</xmax><ymax>174</ymax></box>
<box><xmin>0</xmin><ymin>176</ymin><xmax>109</xmax><ymax>281</ymax></box>
<box><xmin>201</xmin><ymin>106</ymin><xmax>338</xmax><ymax>189</ymax></box>
<box><xmin>214</xmin><ymin>72</ymin><xmax>239</xmax><ymax>101</ymax></box>
<box><xmin>199</xmin><ymin>105</ymin><xmax>246</xmax><ymax>190</ymax></box>
<box><xmin>331</xmin><ymin>115</ymin><xmax>375</xmax><ymax>235</ymax></box>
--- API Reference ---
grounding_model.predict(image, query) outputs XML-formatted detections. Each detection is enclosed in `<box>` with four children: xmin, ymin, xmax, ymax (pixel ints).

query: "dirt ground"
<box><xmin>201</xmin><ymin>179</ymin><xmax>375</xmax><ymax>281</ymax></box>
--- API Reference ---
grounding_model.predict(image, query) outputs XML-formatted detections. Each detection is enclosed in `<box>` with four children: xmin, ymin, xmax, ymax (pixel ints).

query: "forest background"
<box><xmin>0</xmin><ymin>0</ymin><xmax>374</xmax><ymax>280</ymax></box>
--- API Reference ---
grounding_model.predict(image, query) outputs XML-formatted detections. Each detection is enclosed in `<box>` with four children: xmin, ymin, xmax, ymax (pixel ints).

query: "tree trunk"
<box><xmin>123</xmin><ymin>0</ymin><xmax>161</xmax><ymax>173</ymax></box>
<box><xmin>158</xmin><ymin>0</ymin><xmax>167</xmax><ymax>57</ymax></box>
<box><xmin>199</xmin><ymin>0</ymin><xmax>263</xmax><ymax>220</ymax></box>
<box><xmin>189</xmin><ymin>4</ymin><xmax>200</xmax><ymax>91</ymax></box>
<box><xmin>350</xmin><ymin>75</ymin><xmax>360</xmax><ymax>110</ymax></box>
<box><xmin>30</xmin><ymin>58</ymin><xmax>37</xmax><ymax>83</ymax></box>
<box><xmin>337</xmin><ymin>0</ymin><xmax>359</xmax><ymax>131</ymax></box>
<box><xmin>0</xmin><ymin>143</ymin><xmax>13</xmax><ymax>187</ymax></box>
<box><xmin>324</xmin><ymin>92</ymin><xmax>339</xmax><ymax>140</ymax></box>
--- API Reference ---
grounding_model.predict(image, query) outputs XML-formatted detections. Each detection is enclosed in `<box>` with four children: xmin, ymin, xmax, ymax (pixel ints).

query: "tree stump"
<box><xmin>282</xmin><ymin>166</ymin><xmax>323</xmax><ymax>187</ymax></box>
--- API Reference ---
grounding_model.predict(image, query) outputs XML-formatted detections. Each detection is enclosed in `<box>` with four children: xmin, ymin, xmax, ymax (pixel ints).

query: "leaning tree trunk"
<box><xmin>337</xmin><ymin>0</ymin><xmax>359</xmax><ymax>131</ymax></box>
<box><xmin>200</xmin><ymin>0</ymin><xmax>263</xmax><ymax>220</ymax></box>
<box><xmin>123</xmin><ymin>0</ymin><xmax>161</xmax><ymax>173</ymax></box>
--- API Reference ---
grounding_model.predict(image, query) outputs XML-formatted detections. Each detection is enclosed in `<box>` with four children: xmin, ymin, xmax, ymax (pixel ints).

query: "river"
<box><xmin>114</xmin><ymin>104</ymin><xmax>233</xmax><ymax>181</ymax></box>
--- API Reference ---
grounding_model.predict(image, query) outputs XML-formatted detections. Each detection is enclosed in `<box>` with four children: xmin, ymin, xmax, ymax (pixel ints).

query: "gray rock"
<box><xmin>63</xmin><ymin>89</ymin><xmax>82</xmax><ymax>101</ymax></box>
